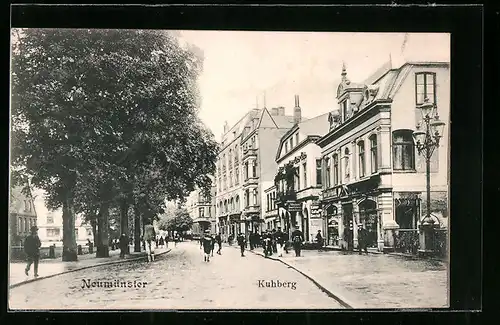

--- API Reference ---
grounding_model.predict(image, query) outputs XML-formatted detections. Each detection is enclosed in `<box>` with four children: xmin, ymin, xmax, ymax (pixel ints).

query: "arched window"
<box><xmin>393</xmin><ymin>130</ymin><xmax>415</xmax><ymax>170</ymax></box>
<box><xmin>358</xmin><ymin>141</ymin><xmax>366</xmax><ymax>178</ymax></box>
<box><xmin>333</xmin><ymin>154</ymin><xmax>339</xmax><ymax>185</ymax></box>
<box><xmin>369</xmin><ymin>134</ymin><xmax>378</xmax><ymax>173</ymax></box>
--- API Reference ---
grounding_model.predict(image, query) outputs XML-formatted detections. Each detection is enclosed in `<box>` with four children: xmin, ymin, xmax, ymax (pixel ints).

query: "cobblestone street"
<box><xmin>9</xmin><ymin>241</ymin><xmax>343</xmax><ymax>310</ymax></box>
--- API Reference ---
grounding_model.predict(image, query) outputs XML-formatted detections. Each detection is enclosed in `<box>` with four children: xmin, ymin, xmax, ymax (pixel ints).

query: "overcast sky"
<box><xmin>178</xmin><ymin>32</ymin><xmax>450</xmax><ymax>141</ymax></box>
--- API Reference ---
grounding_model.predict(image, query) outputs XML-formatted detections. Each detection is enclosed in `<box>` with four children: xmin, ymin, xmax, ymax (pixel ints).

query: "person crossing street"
<box><xmin>202</xmin><ymin>230</ymin><xmax>214</xmax><ymax>262</ymax></box>
<box><xmin>274</xmin><ymin>227</ymin><xmax>285</xmax><ymax>257</ymax></box>
<box><xmin>143</xmin><ymin>222</ymin><xmax>156</xmax><ymax>262</ymax></box>
<box><xmin>215</xmin><ymin>233</ymin><xmax>222</xmax><ymax>255</ymax></box>
<box><xmin>291</xmin><ymin>225</ymin><xmax>305</xmax><ymax>257</ymax></box>
<box><xmin>24</xmin><ymin>226</ymin><xmax>41</xmax><ymax>277</ymax></box>
<box><xmin>236</xmin><ymin>232</ymin><xmax>246</xmax><ymax>257</ymax></box>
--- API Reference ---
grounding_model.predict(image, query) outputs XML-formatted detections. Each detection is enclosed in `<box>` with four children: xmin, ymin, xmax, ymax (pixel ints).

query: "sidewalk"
<box><xmin>10</xmin><ymin>246</ymin><xmax>171</xmax><ymax>288</ymax></box>
<box><xmin>232</xmin><ymin>244</ymin><xmax>448</xmax><ymax>309</ymax></box>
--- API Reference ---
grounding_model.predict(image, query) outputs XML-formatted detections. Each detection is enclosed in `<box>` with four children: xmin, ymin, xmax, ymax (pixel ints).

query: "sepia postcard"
<box><xmin>9</xmin><ymin>29</ymin><xmax>450</xmax><ymax>310</ymax></box>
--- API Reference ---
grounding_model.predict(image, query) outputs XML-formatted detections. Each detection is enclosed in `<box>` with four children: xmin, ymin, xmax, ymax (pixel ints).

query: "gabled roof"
<box><xmin>275</xmin><ymin>112</ymin><xmax>330</xmax><ymax>161</ymax></box>
<box><xmin>271</xmin><ymin>114</ymin><xmax>296</xmax><ymax>129</ymax></box>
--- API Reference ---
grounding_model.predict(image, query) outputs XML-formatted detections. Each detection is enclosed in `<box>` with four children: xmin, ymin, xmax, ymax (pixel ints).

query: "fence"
<box><xmin>394</xmin><ymin>229</ymin><xmax>419</xmax><ymax>255</ymax></box>
<box><xmin>10</xmin><ymin>245</ymin><xmax>91</xmax><ymax>261</ymax></box>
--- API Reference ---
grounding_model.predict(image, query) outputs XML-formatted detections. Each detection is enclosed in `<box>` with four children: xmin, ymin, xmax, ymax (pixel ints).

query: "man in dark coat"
<box><xmin>202</xmin><ymin>230</ymin><xmax>214</xmax><ymax>262</ymax></box>
<box><xmin>236</xmin><ymin>232</ymin><xmax>246</xmax><ymax>257</ymax></box>
<box><xmin>215</xmin><ymin>233</ymin><xmax>222</xmax><ymax>255</ymax></box>
<box><xmin>358</xmin><ymin>224</ymin><xmax>369</xmax><ymax>254</ymax></box>
<box><xmin>119</xmin><ymin>234</ymin><xmax>128</xmax><ymax>258</ymax></box>
<box><xmin>315</xmin><ymin>230</ymin><xmax>324</xmax><ymax>251</ymax></box>
<box><xmin>271</xmin><ymin>229</ymin><xmax>278</xmax><ymax>253</ymax></box>
<box><xmin>263</xmin><ymin>230</ymin><xmax>273</xmax><ymax>257</ymax></box>
<box><xmin>24</xmin><ymin>226</ymin><xmax>41</xmax><ymax>277</ymax></box>
<box><xmin>291</xmin><ymin>225</ymin><xmax>305</xmax><ymax>257</ymax></box>
<box><xmin>143</xmin><ymin>223</ymin><xmax>156</xmax><ymax>262</ymax></box>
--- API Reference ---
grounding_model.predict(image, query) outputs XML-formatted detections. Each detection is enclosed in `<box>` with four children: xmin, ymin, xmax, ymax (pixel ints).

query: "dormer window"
<box><xmin>341</xmin><ymin>100</ymin><xmax>348</xmax><ymax>122</ymax></box>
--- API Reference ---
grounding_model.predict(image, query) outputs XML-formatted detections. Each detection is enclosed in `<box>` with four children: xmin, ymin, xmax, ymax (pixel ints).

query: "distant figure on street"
<box><xmin>236</xmin><ymin>232</ymin><xmax>246</xmax><ymax>257</ymax></box>
<box><xmin>283</xmin><ymin>229</ymin><xmax>289</xmax><ymax>254</ymax></box>
<box><xmin>291</xmin><ymin>225</ymin><xmax>304</xmax><ymax>257</ymax></box>
<box><xmin>155</xmin><ymin>236</ymin><xmax>159</xmax><ymax>248</ymax></box>
<box><xmin>144</xmin><ymin>223</ymin><xmax>156</xmax><ymax>262</ymax></box>
<box><xmin>174</xmin><ymin>233</ymin><xmax>180</xmax><ymax>247</ymax></box>
<box><xmin>316</xmin><ymin>230</ymin><xmax>324</xmax><ymax>252</ymax></box>
<box><xmin>228</xmin><ymin>234</ymin><xmax>234</xmax><ymax>246</ymax></box>
<box><xmin>210</xmin><ymin>233</ymin><xmax>216</xmax><ymax>257</ymax></box>
<box><xmin>271</xmin><ymin>229</ymin><xmax>278</xmax><ymax>253</ymax></box>
<box><xmin>164</xmin><ymin>235</ymin><xmax>169</xmax><ymax>248</ymax></box>
<box><xmin>24</xmin><ymin>226</ymin><xmax>41</xmax><ymax>277</ymax></box>
<box><xmin>159</xmin><ymin>236</ymin><xmax>165</xmax><ymax>249</ymax></box>
<box><xmin>358</xmin><ymin>225</ymin><xmax>368</xmax><ymax>255</ymax></box>
<box><xmin>202</xmin><ymin>230</ymin><xmax>214</xmax><ymax>262</ymax></box>
<box><xmin>215</xmin><ymin>233</ymin><xmax>222</xmax><ymax>255</ymax></box>
<box><xmin>275</xmin><ymin>227</ymin><xmax>285</xmax><ymax>257</ymax></box>
<box><xmin>263</xmin><ymin>231</ymin><xmax>273</xmax><ymax>257</ymax></box>
<box><xmin>119</xmin><ymin>234</ymin><xmax>128</xmax><ymax>258</ymax></box>
<box><xmin>141</xmin><ymin>236</ymin><xmax>146</xmax><ymax>251</ymax></box>
<box><xmin>199</xmin><ymin>235</ymin><xmax>203</xmax><ymax>249</ymax></box>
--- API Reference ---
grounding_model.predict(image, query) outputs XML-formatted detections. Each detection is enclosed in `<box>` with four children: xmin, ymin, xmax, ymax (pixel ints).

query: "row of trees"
<box><xmin>11</xmin><ymin>29</ymin><xmax>218</xmax><ymax>260</ymax></box>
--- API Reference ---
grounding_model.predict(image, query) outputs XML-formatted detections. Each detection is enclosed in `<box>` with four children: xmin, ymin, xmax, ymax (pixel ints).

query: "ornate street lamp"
<box><xmin>412</xmin><ymin>98</ymin><xmax>445</xmax><ymax>254</ymax></box>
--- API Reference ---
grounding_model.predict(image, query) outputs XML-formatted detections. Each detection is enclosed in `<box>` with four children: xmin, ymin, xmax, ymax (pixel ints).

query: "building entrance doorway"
<box><xmin>342</xmin><ymin>203</ymin><xmax>353</xmax><ymax>250</ymax></box>
<box><xmin>359</xmin><ymin>199</ymin><xmax>378</xmax><ymax>248</ymax></box>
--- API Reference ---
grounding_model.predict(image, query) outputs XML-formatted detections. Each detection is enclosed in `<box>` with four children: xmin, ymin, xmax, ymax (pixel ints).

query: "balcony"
<box><xmin>242</xmin><ymin>176</ymin><xmax>259</xmax><ymax>187</ymax></box>
<box><xmin>276</xmin><ymin>189</ymin><xmax>297</xmax><ymax>205</ymax></box>
<box><xmin>243</xmin><ymin>147</ymin><xmax>258</xmax><ymax>160</ymax></box>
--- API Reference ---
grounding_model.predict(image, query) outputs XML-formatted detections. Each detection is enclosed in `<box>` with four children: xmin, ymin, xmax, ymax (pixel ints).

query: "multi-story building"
<box><xmin>186</xmin><ymin>179</ymin><xmax>217</xmax><ymax>237</ymax></box>
<box><xmin>269</xmin><ymin>96</ymin><xmax>330</xmax><ymax>242</ymax></box>
<box><xmin>317</xmin><ymin>61</ymin><xmax>450</xmax><ymax>252</ymax></box>
<box><xmin>215</xmin><ymin>104</ymin><xmax>296</xmax><ymax>241</ymax></box>
<box><xmin>31</xmin><ymin>188</ymin><xmax>93</xmax><ymax>246</ymax></box>
<box><xmin>9</xmin><ymin>185</ymin><xmax>37</xmax><ymax>246</ymax></box>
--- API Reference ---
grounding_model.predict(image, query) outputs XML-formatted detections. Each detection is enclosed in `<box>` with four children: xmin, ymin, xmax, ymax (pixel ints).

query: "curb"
<box><xmin>229</xmin><ymin>246</ymin><xmax>355</xmax><ymax>309</ymax></box>
<box><xmin>9</xmin><ymin>249</ymin><xmax>172</xmax><ymax>289</ymax></box>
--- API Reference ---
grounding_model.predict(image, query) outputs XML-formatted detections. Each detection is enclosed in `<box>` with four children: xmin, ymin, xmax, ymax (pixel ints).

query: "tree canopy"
<box><xmin>11</xmin><ymin>28</ymin><xmax>218</xmax><ymax>259</ymax></box>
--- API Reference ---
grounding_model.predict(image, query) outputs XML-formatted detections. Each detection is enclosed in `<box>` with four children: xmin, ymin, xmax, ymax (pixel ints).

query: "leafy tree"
<box><xmin>11</xmin><ymin>28</ymin><xmax>218</xmax><ymax>260</ymax></box>
<box><xmin>158</xmin><ymin>206</ymin><xmax>193</xmax><ymax>233</ymax></box>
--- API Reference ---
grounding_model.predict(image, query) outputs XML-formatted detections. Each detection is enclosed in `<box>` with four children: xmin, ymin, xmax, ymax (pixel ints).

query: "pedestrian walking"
<box><xmin>215</xmin><ymin>233</ymin><xmax>222</xmax><ymax>255</ymax></box>
<box><xmin>144</xmin><ymin>223</ymin><xmax>156</xmax><ymax>262</ymax></box>
<box><xmin>24</xmin><ymin>226</ymin><xmax>41</xmax><ymax>277</ymax></box>
<box><xmin>164</xmin><ymin>235</ymin><xmax>169</xmax><ymax>248</ymax></box>
<box><xmin>236</xmin><ymin>232</ymin><xmax>246</xmax><ymax>257</ymax></box>
<box><xmin>202</xmin><ymin>230</ymin><xmax>214</xmax><ymax>262</ymax></box>
<box><xmin>358</xmin><ymin>225</ymin><xmax>369</xmax><ymax>254</ymax></box>
<box><xmin>155</xmin><ymin>236</ymin><xmax>159</xmax><ymax>249</ymax></box>
<box><xmin>271</xmin><ymin>229</ymin><xmax>278</xmax><ymax>253</ymax></box>
<box><xmin>174</xmin><ymin>233</ymin><xmax>180</xmax><ymax>247</ymax></box>
<box><xmin>283</xmin><ymin>229</ymin><xmax>289</xmax><ymax>254</ymax></box>
<box><xmin>159</xmin><ymin>236</ymin><xmax>165</xmax><ymax>249</ymax></box>
<box><xmin>274</xmin><ymin>227</ymin><xmax>285</xmax><ymax>257</ymax></box>
<box><xmin>210</xmin><ymin>233</ymin><xmax>216</xmax><ymax>257</ymax></box>
<box><xmin>291</xmin><ymin>225</ymin><xmax>304</xmax><ymax>257</ymax></box>
<box><xmin>316</xmin><ymin>230</ymin><xmax>324</xmax><ymax>252</ymax></box>
<box><xmin>119</xmin><ymin>234</ymin><xmax>128</xmax><ymax>258</ymax></box>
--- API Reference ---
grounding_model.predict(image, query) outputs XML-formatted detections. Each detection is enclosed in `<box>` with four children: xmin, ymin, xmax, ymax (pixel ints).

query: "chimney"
<box><xmin>270</xmin><ymin>107</ymin><xmax>279</xmax><ymax>116</ymax></box>
<box><xmin>293</xmin><ymin>95</ymin><xmax>302</xmax><ymax>124</ymax></box>
<box><xmin>278</xmin><ymin>106</ymin><xmax>285</xmax><ymax>116</ymax></box>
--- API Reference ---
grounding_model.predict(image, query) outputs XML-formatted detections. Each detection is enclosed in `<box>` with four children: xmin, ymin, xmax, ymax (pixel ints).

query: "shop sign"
<box><xmin>323</xmin><ymin>185</ymin><xmax>349</xmax><ymax>200</ymax></box>
<box><xmin>287</xmin><ymin>202</ymin><xmax>302</xmax><ymax>212</ymax></box>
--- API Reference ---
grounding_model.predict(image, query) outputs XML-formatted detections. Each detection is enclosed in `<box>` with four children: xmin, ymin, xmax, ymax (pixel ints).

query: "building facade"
<box><xmin>9</xmin><ymin>185</ymin><xmax>37</xmax><ymax>246</ymax></box>
<box><xmin>215</xmin><ymin>105</ymin><xmax>296</xmax><ymax>241</ymax></box>
<box><xmin>317</xmin><ymin>61</ymin><xmax>450</xmax><ymax>252</ymax></box>
<box><xmin>186</xmin><ymin>180</ymin><xmax>217</xmax><ymax>237</ymax></box>
<box><xmin>271</xmin><ymin>96</ymin><xmax>330</xmax><ymax>242</ymax></box>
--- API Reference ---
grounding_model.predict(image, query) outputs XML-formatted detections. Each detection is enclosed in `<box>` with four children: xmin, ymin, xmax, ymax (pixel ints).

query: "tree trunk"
<box><xmin>120</xmin><ymin>198</ymin><xmax>130</xmax><ymax>254</ymax></box>
<box><xmin>90</xmin><ymin>217</ymin><xmax>98</xmax><ymax>256</ymax></box>
<box><xmin>133</xmin><ymin>202</ymin><xmax>142</xmax><ymax>252</ymax></box>
<box><xmin>62</xmin><ymin>196</ymin><xmax>78</xmax><ymax>261</ymax></box>
<box><xmin>96</xmin><ymin>202</ymin><xmax>110</xmax><ymax>257</ymax></box>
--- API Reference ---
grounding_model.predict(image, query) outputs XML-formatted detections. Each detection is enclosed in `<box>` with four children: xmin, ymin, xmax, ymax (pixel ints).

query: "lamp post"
<box><xmin>412</xmin><ymin>98</ymin><xmax>445</xmax><ymax>255</ymax></box>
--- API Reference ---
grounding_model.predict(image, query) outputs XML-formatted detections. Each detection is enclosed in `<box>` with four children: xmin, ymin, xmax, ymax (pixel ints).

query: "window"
<box><xmin>199</xmin><ymin>207</ymin><xmax>205</xmax><ymax>218</ymax></box>
<box><xmin>393</xmin><ymin>130</ymin><xmax>415</xmax><ymax>170</ymax></box>
<box><xmin>24</xmin><ymin>218</ymin><xmax>28</xmax><ymax>233</ymax></box>
<box><xmin>325</xmin><ymin>157</ymin><xmax>331</xmax><ymax>188</ymax></box>
<box><xmin>252</xmin><ymin>189</ymin><xmax>258</xmax><ymax>206</ymax></box>
<box><xmin>296</xmin><ymin>168</ymin><xmax>301</xmax><ymax>190</ymax></box>
<box><xmin>229</xmin><ymin>171</ymin><xmax>233</xmax><ymax>187</ymax></box>
<box><xmin>358</xmin><ymin>141</ymin><xmax>366</xmax><ymax>178</ymax></box>
<box><xmin>208</xmin><ymin>207</ymin><xmax>211</xmax><ymax>217</ymax></box>
<box><xmin>228</xmin><ymin>149</ymin><xmax>233</xmax><ymax>168</ymax></box>
<box><xmin>316</xmin><ymin>159</ymin><xmax>322</xmax><ymax>186</ymax></box>
<box><xmin>252</xmin><ymin>161</ymin><xmax>257</xmax><ymax>178</ymax></box>
<box><xmin>303</xmin><ymin>162</ymin><xmax>307</xmax><ymax>188</ymax></box>
<box><xmin>290</xmin><ymin>138</ymin><xmax>293</xmax><ymax>149</ymax></box>
<box><xmin>333</xmin><ymin>154</ymin><xmax>339</xmax><ymax>185</ymax></box>
<box><xmin>235</xmin><ymin>167</ymin><xmax>239</xmax><ymax>185</ymax></box>
<box><xmin>341</xmin><ymin>100</ymin><xmax>348</xmax><ymax>121</ymax></box>
<box><xmin>252</xmin><ymin>136</ymin><xmax>256</xmax><ymax>148</ymax></box>
<box><xmin>24</xmin><ymin>200</ymin><xmax>30</xmax><ymax>212</ymax></box>
<box><xmin>245</xmin><ymin>190</ymin><xmax>250</xmax><ymax>207</ymax></box>
<box><xmin>415</xmin><ymin>72</ymin><xmax>436</xmax><ymax>105</ymax></box>
<box><xmin>244</xmin><ymin>162</ymin><xmax>249</xmax><ymax>180</ymax></box>
<box><xmin>344</xmin><ymin>148</ymin><xmax>350</xmax><ymax>182</ymax></box>
<box><xmin>47</xmin><ymin>215</ymin><xmax>54</xmax><ymax>224</ymax></box>
<box><xmin>295</xmin><ymin>133</ymin><xmax>299</xmax><ymax>145</ymax></box>
<box><xmin>47</xmin><ymin>228</ymin><xmax>60</xmax><ymax>237</ymax></box>
<box><xmin>285</xmin><ymin>142</ymin><xmax>288</xmax><ymax>153</ymax></box>
<box><xmin>234</xmin><ymin>146</ymin><xmax>239</xmax><ymax>163</ymax></box>
<box><xmin>370</xmin><ymin>135</ymin><xmax>378</xmax><ymax>173</ymax></box>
